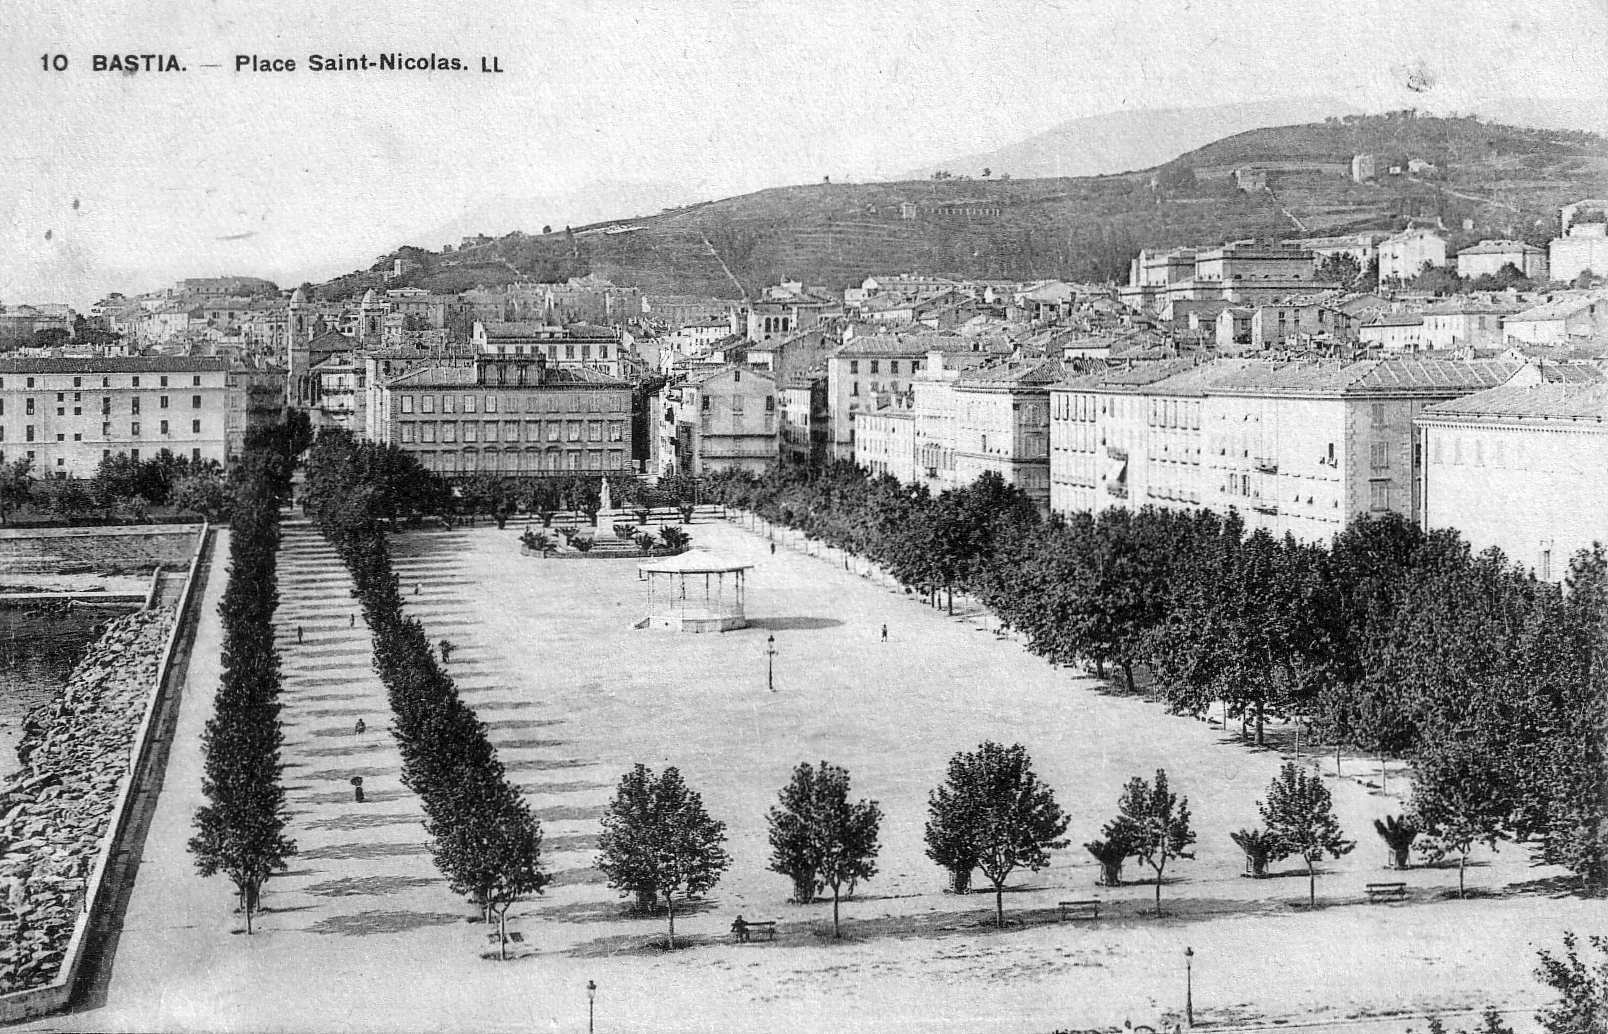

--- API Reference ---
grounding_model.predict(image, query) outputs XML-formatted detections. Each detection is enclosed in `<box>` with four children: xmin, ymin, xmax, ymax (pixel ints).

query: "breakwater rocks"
<box><xmin>0</xmin><ymin>608</ymin><xmax>173</xmax><ymax>995</ymax></box>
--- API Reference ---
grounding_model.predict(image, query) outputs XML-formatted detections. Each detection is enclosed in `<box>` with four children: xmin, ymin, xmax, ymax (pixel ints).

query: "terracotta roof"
<box><xmin>0</xmin><ymin>356</ymin><xmax>230</xmax><ymax>374</ymax></box>
<box><xmin>1422</xmin><ymin>382</ymin><xmax>1608</xmax><ymax>421</ymax></box>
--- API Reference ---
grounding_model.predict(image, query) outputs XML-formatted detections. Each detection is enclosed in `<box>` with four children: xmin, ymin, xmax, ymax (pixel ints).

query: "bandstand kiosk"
<box><xmin>638</xmin><ymin>550</ymin><xmax>753</xmax><ymax>632</ymax></box>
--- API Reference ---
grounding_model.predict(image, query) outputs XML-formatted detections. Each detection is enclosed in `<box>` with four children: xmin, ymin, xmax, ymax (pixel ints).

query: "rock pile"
<box><xmin>0</xmin><ymin>608</ymin><xmax>173</xmax><ymax>995</ymax></box>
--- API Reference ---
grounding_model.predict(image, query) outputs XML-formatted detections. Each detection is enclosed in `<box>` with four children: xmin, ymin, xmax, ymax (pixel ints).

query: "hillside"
<box><xmin>317</xmin><ymin>114</ymin><xmax>1608</xmax><ymax>301</ymax></box>
<box><xmin>901</xmin><ymin>96</ymin><xmax>1359</xmax><ymax>180</ymax></box>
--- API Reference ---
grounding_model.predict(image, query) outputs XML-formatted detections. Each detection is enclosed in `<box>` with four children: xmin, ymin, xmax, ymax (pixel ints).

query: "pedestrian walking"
<box><xmin>350</xmin><ymin>613</ymin><xmax>356</xmax><ymax>628</ymax></box>
<box><xmin>881</xmin><ymin>623</ymin><xmax>888</xmax><ymax>643</ymax></box>
<box><xmin>350</xmin><ymin>776</ymin><xmax>365</xmax><ymax>804</ymax></box>
<box><xmin>296</xmin><ymin>625</ymin><xmax>304</xmax><ymax>645</ymax></box>
<box><xmin>354</xmin><ymin>718</ymin><xmax>366</xmax><ymax>737</ymax></box>
<box><xmin>770</xmin><ymin>541</ymin><xmax>776</xmax><ymax>555</ymax></box>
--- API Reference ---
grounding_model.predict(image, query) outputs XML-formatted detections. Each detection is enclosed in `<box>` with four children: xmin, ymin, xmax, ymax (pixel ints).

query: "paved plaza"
<box><xmin>26</xmin><ymin>518</ymin><xmax>1595</xmax><ymax>1033</ymax></box>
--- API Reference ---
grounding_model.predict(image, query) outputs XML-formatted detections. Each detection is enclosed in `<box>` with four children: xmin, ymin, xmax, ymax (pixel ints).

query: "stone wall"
<box><xmin>0</xmin><ymin>608</ymin><xmax>174</xmax><ymax>995</ymax></box>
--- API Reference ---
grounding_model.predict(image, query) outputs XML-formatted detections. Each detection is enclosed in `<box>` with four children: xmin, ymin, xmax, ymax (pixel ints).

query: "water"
<box><xmin>0</xmin><ymin>607</ymin><xmax>120</xmax><ymax>783</ymax></box>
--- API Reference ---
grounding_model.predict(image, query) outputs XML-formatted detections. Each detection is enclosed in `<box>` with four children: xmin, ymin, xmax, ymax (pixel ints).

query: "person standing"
<box><xmin>881</xmin><ymin>623</ymin><xmax>888</xmax><ymax>643</ymax></box>
<box><xmin>354</xmin><ymin>718</ymin><xmax>366</xmax><ymax>737</ymax></box>
<box><xmin>296</xmin><ymin>625</ymin><xmax>304</xmax><ymax>645</ymax></box>
<box><xmin>350</xmin><ymin>613</ymin><xmax>356</xmax><ymax>629</ymax></box>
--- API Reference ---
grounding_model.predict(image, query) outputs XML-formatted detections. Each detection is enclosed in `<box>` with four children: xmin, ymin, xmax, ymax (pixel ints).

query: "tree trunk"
<box><xmin>1459</xmin><ymin>851</ymin><xmax>1466</xmax><ymax>898</ymax></box>
<box><xmin>1307</xmin><ymin>857</ymin><xmax>1316</xmax><ymax>908</ymax></box>
<box><xmin>791</xmin><ymin>874</ymin><xmax>816</xmax><ymax>904</ymax></box>
<box><xmin>1336</xmin><ymin>738</ymin><xmax>1343</xmax><ymax>778</ymax></box>
<box><xmin>1094</xmin><ymin>658</ymin><xmax>1106</xmax><ymax>679</ymax></box>
<box><xmin>635</xmin><ymin>885</ymin><xmax>656</xmax><ymax>911</ymax></box>
<box><xmin>498</xmin><ymin>908</ymin><xmax>508</xmax><ymax>961</ymax></box>
<box><xmin>1097</xmin><ymin>860</ymin><xmax>1122</xmax><ymax>887</ymax></box>
<box><xmin>948</xmin><ymin>866</ymin><xmax>972</xmax><ymax>894</ymax></box>
<box><xmin>1153</xmin><ymin>863</ymin><xmax>1163</xmax><ymax>914</ymax></box>
<box><xmin>666</xmin><ymin>894</ymin><xmax>676</xmax><ymax>950</ymax></box>
<box><xmin>946</xmin><ymin>586</ymin><xmax>953</xmax><ymax>614</ymax></box>
<box><xmin>994</xmin><ymin>881</ymin><xmax>1005</xmax><ymax>928</ymax></box>
<box><xmin>1122</xmin><ymin>660</ymin><xmax>1135</xmax><ymax>693</ymax></box>
<box><xmin>832</xmin><ymin>883</ymin><xmax>841</xmax><ymax>939</ymax></box>
<box><xmin>1255</xmin><ymin>698</ymin><xmax>1266</xmax><ymax>746</ymax></box>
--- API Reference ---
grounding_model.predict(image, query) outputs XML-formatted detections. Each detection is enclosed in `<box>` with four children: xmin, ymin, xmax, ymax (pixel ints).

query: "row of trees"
<box><xmin>187</xmin><ymin>425</ymin><xmax>301</xmax><ymax>933</ymax></box>
<box><xmin>703</xmin><ymin>462</ymin><xmax>1608</xmax><ymax>892</ymax></box>
<box><xmin>0</xmin><ymin>451</ymin><xmax>235</xmax><ymax>524</ymax></box>
<box><xmin>304</xmin><ymin>430</ymin><xmax>548</xmax><ymax>957</ymax></box>
<box><xmin>596</xmin><ymin>744</ymin><xmax>1362</xmax><ymax>944</ymax></box>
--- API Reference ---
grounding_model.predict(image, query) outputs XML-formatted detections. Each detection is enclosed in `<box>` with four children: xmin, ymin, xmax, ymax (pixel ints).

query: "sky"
<box><xmin>3</xmin><ymin>0</ymin><xmax>1607</xmax><ymax>306</ymax></box>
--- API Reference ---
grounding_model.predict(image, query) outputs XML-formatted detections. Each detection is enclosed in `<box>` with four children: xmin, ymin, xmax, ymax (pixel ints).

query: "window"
<box><xmin>192</xmin><ymin>448</ymin><xmax>201</xmax><ymax>462</ymax></box>
<box><xmin>160</xmin><ymin>395</ymin><xmax>170</xmax><ymax>409</ymax></box>
<box><xmin>1370</xmin><ymin>442</ymin><xmax>1389</xmax><ymax>469</ymax></box>
<box><xmin>401</xmin><ymin>395</ymin><xmax>414</xmax><ymax>414</ymax></box>
<box><xmin>401</xmin><ymin>424</ymin><xmax>417</xmax><ymax>443</ymax></box>
<box><xmin>72</xmin><ymin>407</ymin><xmax>80</xmax><ymax>416</ymax></box>
<box><xmin>193</xmin><ymin>375</ymin><xmax>201</xmax><ymax>387</ymax></box>
<box><xmin>131</xmin><ymin>398</ymin><xmax>140</xmax><ymax>415</ymax></box>
<box><xmin>701</xmin><ymin>396</ymin><xmax>711</xmax><ymax>412</ymax></box>
<box><xmin>102</xmin><ymin>422</ymin><xmax>110</xmax><ymax>437</ymax></box>
<box><xmin>130</xmin><ymin>422</ymin><xmax>140</xmax><ymax>436</ymax></box>
<box><xmin>422</xmin><ymin>395</ymin><xmax>435</xmax><ymax>413</ymax></box>
<box><xmin>547</xmin><ymin>422</ymin><xmax>561</xmax><ymax>442</ymax></box>
<box><xmin>463</xmin><ymin>395</ymin><xmax>476</xmax><ymax>413</ymax></box>
<box><xmin>567</xmin><ymin>421</ymin><xmax>582</xmax><ymax>442</ymax></box>
<box><xmin>192</xmin><ymin>395</ymin><xmax>202</xmax><ymax>409</ymax></box>
<box><xmin>25</xmin><ymin>398</ymin><xmax>33</xmax><ymax>416</ymax></box>
<box><xmin>870</xmin><ymin>360</ymin><xmax>880</xmax><ymax>374</ymax></box>
<box><xmin>587</xmin><ymin>421</ymin><xmax>602</xmax><ymax>442</ymax></box>
<box><xmin>421</xmin><ymin>424</ymin><xmax>436</xmax><ymax>443</ymax></box>
<box><xmin>608</xmin><ymin>422</ymin><xmax>624</xmax><ymax>442</ymax></box>
<box><xmin>486</xmin><ymin>396</ymin><xmax>497</xmax><ymax>413</ymax></box>
<box><xmin>483</xmin><ymin>422</ymin><xmax>497</xmax><ymax>442</ymax></box>
<box><xmin>765</xmin><ymin>396</ymin><xmax>775</xmax><ymax>413</ymax></box>
<box><xmin>192</xmin><ymin>419</ymin><xmax>201</xmax><ymax>433</ymax></box>
<box><xmin>72</xmin><ymin>377</ymin><xmax>81</xmax><ymax>388</ymax></box>
<box><xmin>849</xmin><ymin>360</ymin><xmax>859</xmax><ymax>374</ymax></box>
<box><xmin>443</xmin><ymin>395</ymin><xmax>455</xmax><ymax>414</ymax></box>
<box><xmin>1369</xmin><ymin>481</ymin><xmax>1391</xmax><ymax>511</ymax></box>
<box><xmin>442</xmin><ymin>423</ymin><xmax>457</xmax><ymax>443</ymax></box>
<box><xmin>132</xmin><ymin>376</ymin><xmax>140</xmax><ymax>388</ymax></box>
<box><xmin>732</xmin><ymin>396</ymin><xmax>744</xmax><ymax>415</ymax></box>
<box><xmin>463</xmin><ymin>422</ymin><xmax>477</xmax><ymax>442</ymax></box>
<box><xmin>24</xmin><ymin>426</ymin><xmax>33</xmax><ymax>442</ymax></box>
<box><xmin>160</xmin><ymin>420</ymin><xmax>169</xmax><ymax>435</ymax></box>
<box><xmin>55</xmin><ymin>432</ymin><xmax>63</xmax><ymax>442</ymax></box>
<box><xmin>890</xmin><ymin>361</ymin><xmax>900</xmax><ymax>375</ymax></box>
<box><xmin>1370</xmin><ymin>403</ymin><xmax>1386</xmax><ymax>428</ymax></box>
<box><xmin>25</xmin><ymin>378</ymin><xmax>33</xmax><ymax>388</ymax></box>
<box><xmin>56</xmin><ymin>392</ymin><xmax>64</xmax><ymax>402</ymax></box>
<box><xmin>160</xmin><ymin>376</ymin><xmax>168</xmax><ymax>388</ymax></box>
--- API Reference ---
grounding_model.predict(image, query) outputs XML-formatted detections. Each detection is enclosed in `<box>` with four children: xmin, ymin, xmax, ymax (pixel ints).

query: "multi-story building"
<box><xmin>827</xmin><ymin>335</ymin><xmax>958</xmax><ymax>460</ymax></box>
<box><xmin>472</xmin><ymin>320</ymin><xmax>627</xmax><ymax>379</ymax></box>
<box><xmin>1501</xmin><ymin>295</ymin><xmax>1608</xmax><ymax>345</ymax></box>
<box><xmin>948</xmin><ymin>360</ymin><xmax>1062</xmax><ymax>509</ymax></box>
<box><xmin>1193</xmin><ymin>242</ymin><xmax>1317</xmax><ymax>283</ymax></box>
<box><xmin>0</xmin><ymin>356</ymin><xmax>239</xmax><ymax>476</ymax></box>
<box><xmin>651</xmin><ymin>366</ymin><xmax>777</xmax><ymax>477</ymax></box>
<box><xmin>1420</xmin><ymin>300</ymin><xmax>1524</xmax><ymax>352</ymax></box>
<box><xmin>1417</xmin><ymin>364</ymin><xmax>1608</xmax><ymax>580</ymax></box>
<box><xmin>1048</xmin><ymin>358</ymin><xmax>1517</xmax><ymax>540</ymax></box>
<box><xmin>1454</xmin><ymin>240</ymin><xmax>1549</xmax><ymax>281</ymax></box>
<box><xmin>1359</xmin><ymin>313</ymin><xmax>1426</xmax><ymax>353</ymax></box>
<box><xmin>1378</xmin><ymin>228</ymin><xmax>1448</xmax><ymax>282</ymax></box>
<box><xmin>368</xmin><ymin>353</ymin><xmax>632</xmax><ymax>477</ymax></box>
<box><xmin>778</xmin><ymin>372</ymin><xmax>828</xmax><ymax>466</ymax></box>
<box><xmin>1048</xmin><ymin>360</ymin><xmax>1199</xmax><ymax>515</ymax></box>
<box><xmin>1548</xmin><ymin>224</ymin><xmax>1608</xmax><ymax>284</ymax></box>
<box><xmin>746</xmin><ymin>282</ymin><xmax>838</xmax><ymax>346</ymax></box>
<box><xmin>854</xmin><ymin>402</ymin><xmax>918</xmax><ymax>483</ymax></box>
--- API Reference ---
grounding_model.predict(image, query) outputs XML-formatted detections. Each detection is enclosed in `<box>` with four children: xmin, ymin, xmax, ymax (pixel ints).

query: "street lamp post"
<box><xmin>1184</xmin><ymin>947</ymin><xmax>1194</xmax><ymax>1029</ymax></box>
<box><xmin>587</xmin><ymin>979</ymin><xmax>597</xmax><ymax>1034</ymax></box>
<box><xmin>766</xmin><ymin>634</ymin><xmax>777</xmax><ymax>692</ymax></box>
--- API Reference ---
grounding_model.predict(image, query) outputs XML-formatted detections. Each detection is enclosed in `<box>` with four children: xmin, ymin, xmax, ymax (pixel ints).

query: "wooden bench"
<box><xmin>485</xmin><ymin>931</ymin><xmax>525</xmax><ymax>943</ymax></box>
<box><xmin>1058</xmin><ymin>899</ymin><xmax>1100</xmax><ymax>921</ymax></box>
<box><xmin>733</xmin><ymin>920</ymin><xmax>777</xmax><ymax>943</ymax></box>
<box><xmin>1365</xmin><ymin>882</ymin><xmax>1407</xmax><ymax>903</ymax></box>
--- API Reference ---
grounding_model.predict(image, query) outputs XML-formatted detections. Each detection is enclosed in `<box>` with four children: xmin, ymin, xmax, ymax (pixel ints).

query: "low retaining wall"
<box><xmin>0</xmin><ymin>524</ymin><xmax>207</xmax><ymax>1025</ymax></box>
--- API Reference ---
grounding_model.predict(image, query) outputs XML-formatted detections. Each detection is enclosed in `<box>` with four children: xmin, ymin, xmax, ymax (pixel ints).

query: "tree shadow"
<box><xmin>482</xmin><ymin>717</ymin><xmax>565</xmax><ymax>730</ymax></box>
<box><xmin>296</xmin><ymin>788</ymin><xmax>410</xmax><ymax>806</ymax></box>
<box><xmin>301</xmin><ymin>874</ymin><xmax>442</xmax><ymax>898</ymax></box>
<box><xmin>302</xmin><ymin>741</ymin><xmax>391</xmax><ymax>758</ymax></box>
<box><xmin>533</xmin><ymin>804</ymin><xmax>603</xmax><ymax>823</ymax></box>
<box><xmin>304</xmin><ymin>811</ymin><xmax>420</xmax><ymax>833</ymax></box>
<box><xmin>503</xmin><ymin>757</ymin><xmax>589</xmax><ymax>773</ymax></box>
<box><xmin>542</xmin><ymin>833</ymin><xmax>599</xmax><ymax>854</ymax></box>
<box><xmin>747</xmin><ymin>616</ymin><xmax>846</xmax><ymax>631</ymax></box>
<box><xmin>495</xmin><ymin>737</ymin><xmax>570</xmax><ymax>751</ymax></box>
<box><xmin>521</xmin><ymin>780</ymin><xmax>610</xmax><ymax>796</ymax></box>
<box><xmin>469</xmin><ymin>699</ymin><xmax>545</xmax><ymax>714</ymax></box>
<box><xmin>547</xmin><ymin>866</ymin><xmax>609</xmax><ymax>888</ymax></box>
<box><xmin>298</xmin><ymin>840</ymin><xmax>431</xmax><ymax>862</ymax></box>
<box><xmin>304</xmin><ymin>910</ymin><xmax>466</xmax><ymax>937</ymax></box>
<box><xmin>304</xmin><ymin>765</ymin><xmax>396</xmax><ymax>781</ymax></box>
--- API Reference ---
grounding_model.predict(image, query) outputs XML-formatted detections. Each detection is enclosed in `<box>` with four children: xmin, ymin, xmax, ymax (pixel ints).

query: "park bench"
<box><xmin>1365</xmin><ymin>882</ymin><xmax>1407</xmax><ymax>903</ymax></box>
<box><xmin>733</xmin><ymin>920</ymin><xmax>778</xmax><ymax>943</ymax></box>
<box><xmin>485</xmin><ymin>931</ymin><xmax>525</xmax><ymax>943</ymax></box>
<box><xmin>1058</xmin><ymin>899</ymin><xmax>1100</xmax><ymax>921</ymax></box>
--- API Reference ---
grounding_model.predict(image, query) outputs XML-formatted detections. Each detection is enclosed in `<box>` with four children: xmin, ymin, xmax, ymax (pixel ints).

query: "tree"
<box><xmin>1317</xmin><ymin>253</ymin><xmax>1362</xmax><ymax>286</ymax></box>
<box><xmin>427</xmin><ymin>770</ymin><xmax>547</xmax><ymax>959</ymax></box>
<box><xmin>172</xmin><ymin>465</ymin><xmax>233</xmax><ymax>522</ymax></box>
<box><xmin>1412</xmin><ymin>731</ymin><xmax>1509</xmax><ymax>896</ymax></box>
<box><xmin>596</xmin><ymin>764</ymin><xmax>730</xmax><ymax>949</ymax></box>
<box><xmin>1112</xmin><ymin>768</ymin><xmax>1196</xmax><ymax>913</ymax></box>
<box><xmin>1258</xmin><ymin>762</ymin><xmax>1354</xmax><ymax>906</ymax></box>
<box><xmin>926</xmin><ymin>742</ymin><xmax>1069</xmax><ymax>927</ymax></box>
<box><xmin>0</xmin><ymin>458</ymin><xmax>33</xmax><ymax>523</ymax></box>
<box><xmin>659</xmin><ymin>526</ymin><xmax>690</xmax><ymax>553</ymax></box>
<box><xmin>1373</xmin><ymin>814</ymin><xmax>1419</xmax><ymax>870</ymax></box>
<box><xmin>767</xmin><ymin>761</ymin><xmax>882</xmax><ymax>937</ymax></box>
<box><xmin>1535</xmin><ymin>931</ymin><xmax>1608</xmax><ymax>1034</ymax></box>
<box><xmin>1230</xmin><ymin>828</ymin><xmax>1283</xmax><ymax>878</ymax></box>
